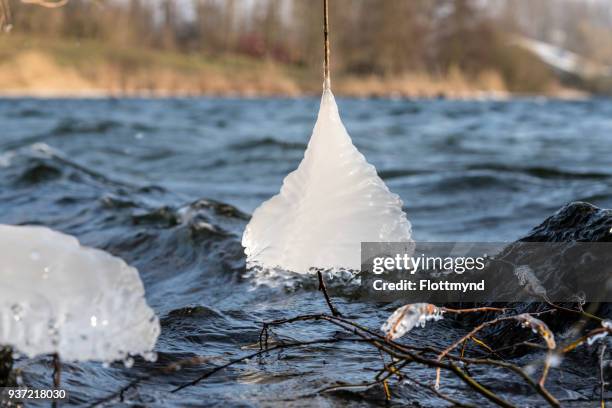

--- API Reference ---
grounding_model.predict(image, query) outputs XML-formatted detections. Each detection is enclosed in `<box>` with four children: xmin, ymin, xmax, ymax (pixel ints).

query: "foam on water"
<box><xmin>242</xmin><ymin>90</ymin><xmax>413</xmax><ymax>274</ymax></box>
<box><xmin>0</xmin><ymin>225</ymin><xmax>160</xmax><ymax>363</ymax></box>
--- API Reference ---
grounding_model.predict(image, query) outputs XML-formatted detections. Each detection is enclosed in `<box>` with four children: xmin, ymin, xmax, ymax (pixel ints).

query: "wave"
<box><xmin>228</xmin><ymin>137</ymin><xmax>306</xmax><ymax>151</ymax></box>
<box><xmin>4</xmin><ymin>143</ymin><xmax>155</xmax><ymax>190</ymax></box>
<box><xmin>48</xmin><ymin>118</ymin><xmax>156</xmax><ymax>136</ymax></box>
<box><xmin>467</xmin><ymin>163</ymin><xmax>611</xmax><ymax>180</ymax></box>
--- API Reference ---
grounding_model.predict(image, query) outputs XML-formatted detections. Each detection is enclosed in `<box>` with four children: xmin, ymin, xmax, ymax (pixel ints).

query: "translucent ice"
<box><xmin>517</xmin><ymin>313</ymin><xmax>556</xmax><ymax>349</ymax></box>
<box><xmin>242</xmin><ymin>89</ymin><xmax>412</xmax><ymax>274</ymax></box>
<box><xmin>0</xmin><ymin>225</ymin><xmax>160</xmax><ymax>363</ymax></box>
<box><xmin>381</xmin><ymin>303</ymin><xmax>444</xmax><ymax>340</ymax></box>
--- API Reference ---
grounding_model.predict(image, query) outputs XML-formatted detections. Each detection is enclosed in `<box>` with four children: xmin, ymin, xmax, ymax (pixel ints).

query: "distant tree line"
<box><xmin>5</xmin><ymin>0</ymin><xmax>612</xmax><ymax>92</ymax></box>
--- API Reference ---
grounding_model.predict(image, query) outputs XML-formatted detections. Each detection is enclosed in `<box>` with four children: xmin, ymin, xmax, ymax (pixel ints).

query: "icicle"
<box><xmin>242</xmin><ymin>90</ymin><xmax>412</xmax><ymax>274</ymax></box>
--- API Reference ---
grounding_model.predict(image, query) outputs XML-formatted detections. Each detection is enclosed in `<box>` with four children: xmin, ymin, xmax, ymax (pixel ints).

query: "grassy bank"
<box><xmin>0</xmin><ymin>36</ymin><xmax>581</xmax><ymax>98</ymax></box>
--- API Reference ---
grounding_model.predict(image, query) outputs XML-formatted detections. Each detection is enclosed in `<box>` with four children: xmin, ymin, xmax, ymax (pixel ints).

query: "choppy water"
<box><xmin>1</xmin><ymin>96</ymin><xmax>611</xmax><ymax>406</ymax></box>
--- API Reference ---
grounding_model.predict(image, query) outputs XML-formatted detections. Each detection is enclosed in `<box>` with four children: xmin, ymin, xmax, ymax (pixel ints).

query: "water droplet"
<box><xmin>90</xmin><ymin>316</ymin><xmax>98</xmax><ymax>327</ymax></box>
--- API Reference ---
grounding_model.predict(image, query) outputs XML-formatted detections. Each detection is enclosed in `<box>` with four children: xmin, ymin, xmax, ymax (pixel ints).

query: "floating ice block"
<box><xmin>0</xmin><ymin>225</ymin><xmax>160</xmax><ymax>363</ymax></box>
<box><xmin>242</xmin><ymin>89</ymin><xmax>412</xmax><ymax>274</ymax></box>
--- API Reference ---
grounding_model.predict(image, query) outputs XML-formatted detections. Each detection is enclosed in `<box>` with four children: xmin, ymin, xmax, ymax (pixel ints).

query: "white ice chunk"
<box><xmin>0</xmin><ymin>225</ymin><xmax>160</xmax><ymax>363</ymax></box>
<box><xmin>242</xmin><ymin>89</ymin><xmax>412</xmax><ymax>274</ymax></box>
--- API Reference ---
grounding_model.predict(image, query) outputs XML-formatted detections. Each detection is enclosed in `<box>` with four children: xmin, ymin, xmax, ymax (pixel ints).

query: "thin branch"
<box><xmin>407</xmin><ymin>375</ymin><xmax>478</xmax><ymax>408</ymax></box>
<box><xmin>442</xmin><ymin>307</ymin><xmax>507</xmax><ymax>314</ymax></box>
<box><xmin>93</xmin><ymin>310</ymin><xmax>573</xmax><ymax>408</ymax></box>
<box><xmin>322</xmin><ymin>0</ymin><xmax>330</xmax><ymax>90</ymax></box>
<box><xmin>443</xmin><ymin>354</ymin><xmax>560</xmax><ymax>407</ymax></box>
<box><xmin>257</xmin><ymin>314</ymin><xmax>519</xmax><ymax>408</ymax></box>
<box><xmin>599</xmin><ymin>344</ymin><xmax>607</xmax><ymax>408</ymax></box>
<box><xmin>52</xmin><ymin>353</ymin><xmax>61</xmax><ymax>388</ymax></box>
<box><xmin>434</xmin><ymin>313</ymin><xmax>557</xmax><ymax>402</ymax></box>
<box><xmin>562</xmin><ymin>327</ymin><xmax>612</xmax><ymax>353</ymax></box>
<box><xmin>544</xmin><ymin>300</ymin><xmax>602</xmax><ymax>323</ymax></box>
<box><xmin>170</xmin><ymin>337</ymin><xmax>367</xmax><ymax>394</ymax></box>
<box><xmin>317</xmin><ymin>270</ymin><xmax>342</xmax><ymax>316</ymax></box>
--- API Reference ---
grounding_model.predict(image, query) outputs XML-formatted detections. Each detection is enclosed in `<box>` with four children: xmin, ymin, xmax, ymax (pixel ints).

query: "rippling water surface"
<box><xmin>1</xmin><ymin>96</ymin><xmax>611</xmax><ymax>406</ymax></box>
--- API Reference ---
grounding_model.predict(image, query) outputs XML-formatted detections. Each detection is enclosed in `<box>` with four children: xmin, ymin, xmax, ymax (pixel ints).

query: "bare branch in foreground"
<box><xmin>89</xmin><ymin>291</ymin><xmax>608</xmax><ymax>408</ymax></box>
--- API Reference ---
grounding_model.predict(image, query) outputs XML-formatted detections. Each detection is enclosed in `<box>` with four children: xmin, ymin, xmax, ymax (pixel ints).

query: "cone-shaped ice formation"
<box><xmin>0</xmin><ymin>225</ymin><xmax>160</xmax><ymax>363</ymax></box>
<box><xmin>242</xmin><ymin>90</ymin><xmax>412</xmax><ymax>274</ymax></box>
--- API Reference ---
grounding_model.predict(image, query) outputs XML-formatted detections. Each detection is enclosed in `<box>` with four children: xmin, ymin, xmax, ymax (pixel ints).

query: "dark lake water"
<box><xmin>1</xmin><ymin>96</ymin><xmax>611</xmax><ymax>406</ymax></box>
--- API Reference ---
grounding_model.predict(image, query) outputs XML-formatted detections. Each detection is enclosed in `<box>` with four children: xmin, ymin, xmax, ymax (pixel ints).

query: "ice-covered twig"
<box><xmin>515</xmin><ymin>314</ymin><xmax>556</xmax><ymax>385</ymax></box>
<box><xmin>381</xmin><ymin>304</ymin><xmax>507</xmax><ymax>341</ymax></box>
<box><xmin>517</xmin><ymin>314</ymin><xmax>556</xmax><ymax>350</ymax></box>
<box><xmin>562</xmin><ymin>321</ymin><xmax>612</xmax><ymax>353</ymax></box>
<box><xmin>381</xmin><ymin>303</ymin><xmax>444</xmax><ymax>340</ymax></box>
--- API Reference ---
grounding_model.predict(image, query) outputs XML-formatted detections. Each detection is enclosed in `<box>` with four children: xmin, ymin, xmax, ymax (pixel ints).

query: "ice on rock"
<box><xmin>0</xmin><ymin>225</ymin><xmax>160</xmax><ymax>363</ymax></box>
<box><xmin>242</xmin><ymin>89</ymin><xmax>412</xmax><ymax>274</ymax></box>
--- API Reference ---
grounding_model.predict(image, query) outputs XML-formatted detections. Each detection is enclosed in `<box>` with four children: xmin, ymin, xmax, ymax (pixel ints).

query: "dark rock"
<box><xmin>520</xmin><ymin>202</ymin><xmax>612</xmax><ymax>243</ymax></box>
<box><xmin>464</xmin><ymin>202</ymin><xmax>612</xmax><ymax>351</ymax></box>
<box><xmin>0</xmin><ymin>346</ymin><xmax>13</xmax><ymax>387</ymax></box>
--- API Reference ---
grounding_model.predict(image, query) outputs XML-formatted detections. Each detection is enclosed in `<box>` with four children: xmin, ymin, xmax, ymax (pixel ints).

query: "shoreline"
<box><xmin>0</xmin><ymin>88</ymin><xmax>592</xmax><ymax>101</ymax></box>
<box><xmin>0</xmin><ymin>44</ymin><xmax>592</xmax><ymax>102</ymax></box>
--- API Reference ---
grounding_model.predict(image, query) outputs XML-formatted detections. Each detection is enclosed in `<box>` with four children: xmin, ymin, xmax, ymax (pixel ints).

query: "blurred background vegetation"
<box><xmin>1</xmin><ymin>0</ymin><xmax>612</xmax><ymax>97</ymax></box>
